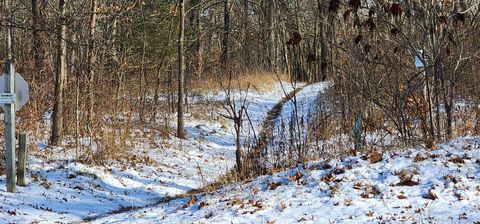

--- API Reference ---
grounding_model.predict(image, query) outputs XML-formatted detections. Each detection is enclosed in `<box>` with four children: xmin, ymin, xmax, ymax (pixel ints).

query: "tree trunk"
<box><xmin>221</xmin><ymin>0</ymin><xmax>230</xmax><ymax>66</ymax></box>
<box><xmin>243</xmin><ymin>0</ymin><xmax>250</xmax><ymax>70</ymax></box>
<box><xmin>177</xmin><ymin>0</ymin><xmax>186</xmax><ymax>138</ymax></box>
<box><xmin>267</xmin><ymin>0</ymin><xmax>275</xmax><ymax>71</ymax></box>
<box><xmin>87</xmin><ymin>0</ymin><xmax>97</xmax><ymax>128</ymax></box>
<box><xmin>51</xmin><ymin>0</ymin><xmax>67</xmax><ymax>145</ymax></box>
<box><xmin>31</xmin><ymin>0</ymin><xmax>45</xmax><ymax>82</ymax></box>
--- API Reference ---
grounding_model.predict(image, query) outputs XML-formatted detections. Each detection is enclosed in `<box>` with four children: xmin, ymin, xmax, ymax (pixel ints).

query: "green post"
<box><xmin>353</xmin><ymin>113</ymin><xmax>362</xmax><ymax>151</ymax></box>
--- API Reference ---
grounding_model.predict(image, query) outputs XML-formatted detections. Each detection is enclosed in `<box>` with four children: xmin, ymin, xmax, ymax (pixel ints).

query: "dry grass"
<box><xmin>188</xmin><ymin>71</ymin><xmax>289</xmax><ymax>93</ymax></box>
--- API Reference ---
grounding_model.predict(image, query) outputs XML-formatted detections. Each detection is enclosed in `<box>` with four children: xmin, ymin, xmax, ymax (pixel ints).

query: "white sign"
<box><xmin>0</xmin><ymin>73</ymin><xmax>29</xmax><ymax>111</ymax></box>
<box><xmin>414</xmin><ymin>50</ymin><xmax>424</xmax><ymax>68</ymax></box>
<box><xmin>0</xmin><ymin>93</ymin><xmax>14</xmax><ymax>104</ymax></box>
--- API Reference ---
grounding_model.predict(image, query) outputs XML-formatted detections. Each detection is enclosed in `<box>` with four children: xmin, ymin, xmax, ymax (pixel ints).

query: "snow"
<box><xmin>0</xmin><ymin>81</ymin><xmax>297</xmax><ymax>223</ymax></box>
<box><xmin>93</xmin><ymin>136</ymin><xmax>480</xmax><ymax>224</ymax></box>
<box><xmin>1</xmin><ymin>80</ymin><xmax>479</xmax><ymax>224</ymax></box>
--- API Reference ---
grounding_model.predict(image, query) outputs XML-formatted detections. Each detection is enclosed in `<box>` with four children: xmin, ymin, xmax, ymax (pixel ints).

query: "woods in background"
<box><xmin>0</xmin><ymin>0</ymin><xmax>479</xmax><ymax>163</ymax></box>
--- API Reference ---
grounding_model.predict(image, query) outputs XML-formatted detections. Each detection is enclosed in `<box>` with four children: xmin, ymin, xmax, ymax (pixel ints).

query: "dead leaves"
<box><xmin>183</xmin><ymin>196</ymin><xmax>198</xmax><ymax>208</ymax></box>
<box><xmin>322</xmin><ymin>172</ymin><xmax>335</xmax><ymax>182</ymax></box>
<box><xmin>425</xmin><ymin>139</ymin><xmax>436</xmax><ymax>151</ymax></box>
<box><xmin>353</xmin><ymin>182</ymin><xmax>363</xmax><ymax>190</ymax></box>
<box><xmin>289</xmin><ymin>171</ymin><xmax>303</xmax><ymax>182</ymax></box>
<box><xmin>423</xmin><ymin>188</ymin><xmax>439</xmax><ymax>200</ymax></box>
<box><xmin>266</xmin><ymin>181</ymin><xmax>283</xmax><ymax>190</ymax></box>
<box><xmin>198</xmin><ymin>201</ymin><xmax>210</xmax><ymax>209</ymax></box>
<box><xmin>226</xmin><ymin>198</ymin><xmax>265</xmax><ymax>215</ymax></box>
<box><xmin>361</xmin><ymin>185</ymin><xmax>381</xmax><ymax>199</ymax></box>
<box><xmin>289</xmin><ymin>171</ymin><xmax>305</xmax><ymax>185</ymax></box>
<box><xmin>369</xmin><ymin>151</ymin><xmax>383</xmax><ymax>163</ymax></box>
<box><xmin>226</xmin><ymin>198</ymin><xmax>243</xmax><ymax>208</ymax></box>
<box><xmin>395</xmin><ymin>169</ymin><xmax>419</xmax><ymax>186</ymax></box>
<box><xmin>414</xmin><ymin>153</ymin><xmax>428</xmax><ymax>162</ymax></box>
<box><xmin>448</xmin><ymin>156</ymin><xmax>465</xmax><ymax>164</ymax></box>
<box><xmin>361</xmin><ymin>151</ymin><xmax>383</xmax><ymax>163</ymax></box>
<box><xmin>397</xmin><ymin>192</ymin><xmax>408</xmax><ymax>199</ymax></box>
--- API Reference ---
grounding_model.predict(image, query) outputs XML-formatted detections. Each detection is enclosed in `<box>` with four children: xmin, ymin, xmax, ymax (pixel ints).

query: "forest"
<box><xmin>0</xmin><ymin>0</ymin><xmax>479</xmax><ymax>223</ymax></box>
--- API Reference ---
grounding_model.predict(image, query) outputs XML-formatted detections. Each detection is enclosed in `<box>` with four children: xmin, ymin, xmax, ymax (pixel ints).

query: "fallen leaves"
<box><xmin>289</xmin><ymin>171</ymin><xmax>303</xmax><ymax>182</ymax></box>
<box><xmin>397</xmin><ymin>192</ymin><xmax>408</xmax><ymax>199</ymax></box>
<box><xmin>353</xmin><ymin>182</ymin><xmax>363</xmax><ymax>190</ymax></box>
<box><xmin>310</xmin><ymin>162</ymin><xmax>332</xmax><ymax>170</ymax></box>
<box><xmin>266</xmin><ymin>181</ymin><xmax>283</xmax><ymax>190</ymax></box>
<box><xmin>362</xmin><ymin>151</ymin><xmax>383</xmax><ymax>163</ymax></box>
<box><xmin>414</xmin><ymin>153</ymin><xmax>428</xmax><ymax>162</ymax></box>
<box><xmin>72</xmin><ymin>186</ymin><xmax>84</xmax><ymax>191</ymax></box>
<box><xmin>183</xmin><ymin>196</ymin><xmax>198</xmax><ymax>208</ymax></box>
<box><xmin>396</xmin><ymin>169</ymin><xmax>420</xmax><ymax>186</ymax></box>
<box><xmin>423</xmin><ymin>188</ymin><xmax>439</xmax><ymax>200</ymax></box>
<box><xmin>448</xmin><ymin>156</ymin><xmax>465</xmax><ymax>164</ymax></box>
<box><xmin>361</xmin><ymin>185</ymin><xmax>381</xmax><ymax>199</ymax></box>
<box><xmin>426</xmin><ymin>139</ymin><xmax>436</xmax><ymax>151</ymax></box>
<box><xmin>198</xmin><ymin>201</ymin><xmax>210</xmax><ymax>209</ymax></box>
<box><xmin>322</xmin><ymin>172</ymin><xmax>334</xmax><ymax>182</ymax></box>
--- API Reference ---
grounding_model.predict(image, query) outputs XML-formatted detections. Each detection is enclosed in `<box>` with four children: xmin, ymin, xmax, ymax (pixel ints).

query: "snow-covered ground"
<box><xmin>93</xmin><ymin>136</ymin><xmax>480</xmax><ymax>224</ymax></box>
<box><xmin>267</xmin><ymin>82</ymin><xmax>332</xmax><ymax>166</ymax></box>
<box><xmin>0</xmin><ymin>81</ymin><xmax>297</xmax><ymax>223</ymax></box>
<box><xmin>3</xmin><ymin>80</ymin><xmax>479</xmax><ymax>224</ymax></box>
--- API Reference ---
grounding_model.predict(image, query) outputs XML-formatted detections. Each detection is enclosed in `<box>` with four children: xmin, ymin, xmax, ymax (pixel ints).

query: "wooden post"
<box><xmin>16</xmin><ymin>133</ymin><xmax>27</xmax><ymax>186</ymax></box>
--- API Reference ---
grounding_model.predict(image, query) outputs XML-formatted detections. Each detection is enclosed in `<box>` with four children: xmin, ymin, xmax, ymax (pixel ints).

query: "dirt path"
<box><xmin>84</xmin><ymin>85</ymin><xmax>305</xmax><ymax>222</ymax></box>
<box><xmin>246</xmin><ymin>85</ymin><xmax>304</xmax><ymax>173</ymax></box>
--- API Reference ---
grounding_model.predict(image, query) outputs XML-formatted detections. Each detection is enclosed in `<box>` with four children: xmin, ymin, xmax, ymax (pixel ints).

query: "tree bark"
<box><xmin>221</xmin><ymin>0</ymin><xmax>230</xmax><ymax>66</ymax></box>
<box><xmin>51</xmin><ymin>0</ymin><xmax>67</xmax><ymax>145</ymax></box>
<box><xmin>87</xmin><ymin>0</ymin><xmax>97</xmax><ymax>128</ymax></box>
<box><xmin>267</xmin><ymin>0</ymin><xmax>275</xmax><ymax>71</ymax></box>
<box><xmin>243</xmin><ymin>0</ymin><xmax>250</xmax><ymax>70</ymax></box>
<box><xmin>177</xmin><ymin>0</ymin><xmax>186</xmax><ymax>138</ymax></box>
<box><xmin>31</xmin><ymin>0</ymin><xmax>45</xmax><ymax>82</ymax></box>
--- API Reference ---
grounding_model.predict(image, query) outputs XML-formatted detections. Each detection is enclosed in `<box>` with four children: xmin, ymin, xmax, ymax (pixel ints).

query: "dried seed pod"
<box><xmin>393</xmin><ymin>46</ymin><xmax>400</xmax><ymax>53</ymax></box>
<box><xmin>390</xmin><ymin>3</ymin><xmax>402</xmax><ymax>17</ymax></box>
<box><xmin>365</xmin><ymin>18</ymin><xmax>376</xmax><ymax>32</ymax></box>
<box><xmin>368</xmin><ymin>9</ymin><xmax>375</xmax><ymax>17</ymax></box>
<box><xmin>329</xmin><ymin>0</ymin><xmax>341</xmax><ymax>13</ymax></box>
<box><xmin>438</xmin><ymin>15</ymin><xmax>448</xmax><ymax>24</ymax></box>
<box><xmin>390</xmin><ymin>28</ymin><xmax>400</xmax><ymax>35</ymax></box>
<box><xmin>455</xmin><ymin>13</ymin><xmax>465</xmax><ymax>23</ymax></box>
<box><xmin>292</xmin><ymin>31</ymin><xmax>302</xmax><ymax>45</ymax></box>
<box><xmin>307</xmin><ymin>54</ymin><xmax>316</xmax><ymax>64</ymax></box>
<box><xmin>383</xmin><ymin>4</ymin><xmax>390</xmax><ymax>13</ymax></box>
<box><xmin>354</xmin><ymin>34</ymin><xmax>363</xmax><ymax>44</ymax></box>
<box><xmin>349</xmin><ymin>0</ymin><xmax>361</xmax><ymax>10</ymax></box>
<box><xmin>364</xmin><ymin>44</ymin><xmax>372</xmax><ymax>53</ymax></box>
<box><xmin>354</xmin><ymin>16</ymin><xmax>361</xmax><ymax>27</ymax></box>
<box><xmin>343</xmin><ymin>10</ymin><xmax>352</xmax><ymax>21</ymax></box>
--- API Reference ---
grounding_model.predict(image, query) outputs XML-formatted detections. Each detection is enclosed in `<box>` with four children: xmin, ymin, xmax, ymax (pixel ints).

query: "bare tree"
<box><xmin>221</xmin><ymin>0</ymin><xmax>230</xmax><ymax>66</ymax></box>
<box><xmin>177</xmin><ymin>0</ymin><xmax>186</xmax><ymax>139</ymax></box>
<box><xmin>50</xmin><ymin>0</ymin><xmax>68</xmax><ymax>145</ymax></box>
<box><xmin>87</xmin><ymin>0</ymin><xmax>97</xmax><ymax>130</ymax></box>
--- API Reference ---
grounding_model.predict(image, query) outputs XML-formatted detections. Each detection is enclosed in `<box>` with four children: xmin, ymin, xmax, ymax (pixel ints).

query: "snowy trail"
<box><xmin>0</xmin><ymin>81</ymin><xmax>301</xmax><ymax>223</ymax></box>
<box><xmin>91</xmin><ymin>137</ymin><xmax>480</xmax><ymax>224</ymax></box>
<box><xmin>88</xmin><ymin>82</ymin><xmax>480</xmax><ymax>224</ymax></box>
<box><xmin>84</xmin><ymin>82</ymin><xmax>309</xmax><ymax>222</ymax></box>
<box><xmin>90</xmin><ymin>82</ymin><xmax>333</xmax><ymax>223</ymax></box>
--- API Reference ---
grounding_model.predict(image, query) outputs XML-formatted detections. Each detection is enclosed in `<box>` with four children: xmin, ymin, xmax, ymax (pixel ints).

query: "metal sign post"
<box><xmin>0</xmin><ymin>61</ymin><xmax>29</xmax><ymax>193</ymax></box>
<box><xmin>4</xmin><ymin>61</ymin><xmax>16</xmax><ymax>193</ymax></box>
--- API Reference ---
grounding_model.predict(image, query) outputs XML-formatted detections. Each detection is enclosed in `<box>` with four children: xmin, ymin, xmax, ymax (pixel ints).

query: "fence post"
<box><xmin>16</xmin><ymin>133</ymin><xmax>27</xmax><ymax>186</ymax></box>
